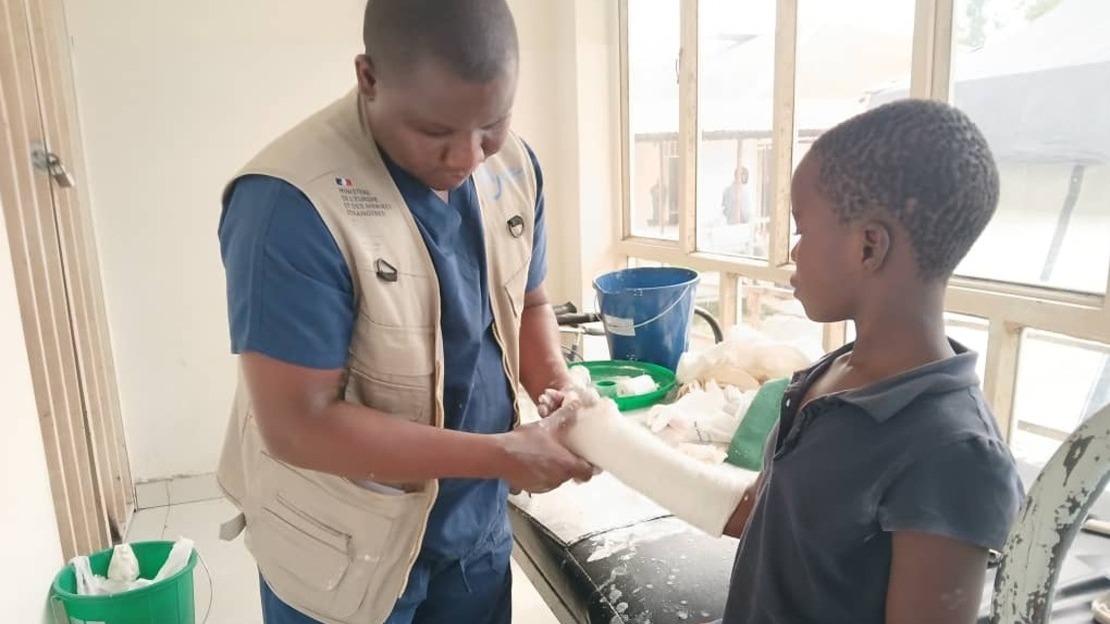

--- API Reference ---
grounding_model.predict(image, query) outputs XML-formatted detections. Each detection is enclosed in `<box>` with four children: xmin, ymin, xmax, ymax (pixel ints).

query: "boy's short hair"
<box><xmin>810</xmin><ymin>99</ymin><xmax>1000</xmax><ymax>279</ymax></box>
<box><xmin>363</xmin><ymin>0</ymin><xmax>519</xmax><ymax>82</ymax></box>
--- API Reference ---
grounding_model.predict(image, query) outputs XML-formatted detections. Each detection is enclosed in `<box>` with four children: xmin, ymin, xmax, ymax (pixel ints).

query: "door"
<box><xmin>0</xmin><ymin>0</ymin><xmax>133</xmax><ymax>559</ymax></box>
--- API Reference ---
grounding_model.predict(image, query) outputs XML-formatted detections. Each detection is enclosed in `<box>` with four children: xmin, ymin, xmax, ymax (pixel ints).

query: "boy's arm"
<box><xmin>878</xmin><ymin>436</ymin><xmax>1022</xmax><ymax>624</ymax></box>
<box><xmin>885</xmin><ymin>531</ymin><xmax>990</xmax><ymax>624</ymax></box>
<box><xmin>723</xmin><ymin>472</ymin><xmax>765</xmax><ymax>538</ymax></box>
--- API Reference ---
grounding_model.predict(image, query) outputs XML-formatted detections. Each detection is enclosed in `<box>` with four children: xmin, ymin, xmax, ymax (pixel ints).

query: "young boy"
<box><xmin>721</xmin><ymin>100</ymin><xmax>1024</xmax><ymax>624</ymax></box>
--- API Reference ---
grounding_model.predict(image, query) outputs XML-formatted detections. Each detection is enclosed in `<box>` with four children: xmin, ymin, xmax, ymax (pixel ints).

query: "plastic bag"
<box><xmin>646</xmin><ymin>380</ymin><xmax>755</xmax><ymax>448</ymax></box>
<box><xmin>676</xmin><ymin>326</ymin><xmax>810</xmax><ymax>390</ymax></box>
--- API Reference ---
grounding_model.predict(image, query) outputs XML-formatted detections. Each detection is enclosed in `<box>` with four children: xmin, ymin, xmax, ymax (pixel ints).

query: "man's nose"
<box><xmin>444</xmin><ymin>133</ymin><xmax>484</xmax><ymax>172</ymax></box>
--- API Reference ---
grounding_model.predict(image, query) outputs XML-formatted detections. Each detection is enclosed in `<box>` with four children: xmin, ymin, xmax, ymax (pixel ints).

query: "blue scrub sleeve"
<box><xmin>218</xmin><ymin>175</ymin><xmax>355</xmax><ymax>369</ymax></box>
<box><xmin>523</xmin><ymin>143</ymin><xmax>548</xmax><ymax>293</ymax></box>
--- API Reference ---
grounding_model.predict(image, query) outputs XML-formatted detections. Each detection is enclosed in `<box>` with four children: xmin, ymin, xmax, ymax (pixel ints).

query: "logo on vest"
<box><xmin>477</xmin><ymin>165</ymin><xmax>526</xmax><ymax>202</ymax></box>
<box><xmin>335</xmin><ymin>177</ymin><xmax>389</xmax><ymax>217</ymax></box>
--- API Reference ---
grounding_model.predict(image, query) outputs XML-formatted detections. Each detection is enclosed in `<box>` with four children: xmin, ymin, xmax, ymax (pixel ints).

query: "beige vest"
<box><xmin>216</xmin><ymin>89</ymin><xmax>536</xmax><ymax>624</ymax></box>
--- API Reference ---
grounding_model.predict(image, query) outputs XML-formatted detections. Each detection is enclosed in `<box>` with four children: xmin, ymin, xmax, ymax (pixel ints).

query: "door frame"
<box><xmin>0</xmin><ymin>0</ymin><xmax>133</xmax><ymax>559</ymax></box>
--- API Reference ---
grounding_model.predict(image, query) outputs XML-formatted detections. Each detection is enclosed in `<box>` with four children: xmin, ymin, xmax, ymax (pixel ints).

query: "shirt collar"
<box><xmin>792</xmin><ymin>339</ymin><xmax>981</xmax><ymax>423</ymax></box>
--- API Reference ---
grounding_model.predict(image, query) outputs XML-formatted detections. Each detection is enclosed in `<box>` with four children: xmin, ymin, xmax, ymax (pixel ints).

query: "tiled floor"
<box><xmin>127</xmin><ymin>476</ymin><xmax>559</xmax><ymax>624</ymax></box>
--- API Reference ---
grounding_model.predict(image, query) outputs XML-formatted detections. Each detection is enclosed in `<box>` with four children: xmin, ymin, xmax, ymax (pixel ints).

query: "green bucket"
<box><xmin>51</xmin><ymin>541</ymin><xmax>198</xmax><ymax>624</ymax></box>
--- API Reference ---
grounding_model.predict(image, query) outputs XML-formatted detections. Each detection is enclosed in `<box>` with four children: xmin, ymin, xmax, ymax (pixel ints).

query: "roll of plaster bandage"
<box><xmin>616</xmin><ymin>374</ymin><xmax>657</xmax><ymax>397</ymax></box>
<box><xmin>561</xmin><ymin>395</ymin><xmax>754</xmax><ymax>536</ymax></box>
<box><xmin>568</xmin><ymin>365</ymin><xmax>592</xmax><ymax>389</ymax></box>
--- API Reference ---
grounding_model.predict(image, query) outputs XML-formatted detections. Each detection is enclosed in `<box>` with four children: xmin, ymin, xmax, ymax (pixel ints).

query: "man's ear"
<box><xmin>859</xmin><ymin>219</ymin><xmax>892</xmax><ymax>273</ymax></box>
<box><xmin>355</xmin><ymin>54</ymin><xmax>378</xmax><ymax>100</ymax></box>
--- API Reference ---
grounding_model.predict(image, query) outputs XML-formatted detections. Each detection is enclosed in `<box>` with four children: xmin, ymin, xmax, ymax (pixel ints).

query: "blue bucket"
<box><xmin>593</xmin><ymin>267</ymin><xmax>699</xmax><ymax>371</ymax></box>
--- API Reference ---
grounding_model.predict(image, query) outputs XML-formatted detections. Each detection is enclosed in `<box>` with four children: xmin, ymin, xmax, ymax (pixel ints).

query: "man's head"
<box><xmin>788</xmin><ymin>99</ymin><xmax>999</xmax><ymax>322</ymax></box>
<box><xmin>356</xmin><ymin>0</ymin><xmax>520</xmax><ymax>191</ymax></box>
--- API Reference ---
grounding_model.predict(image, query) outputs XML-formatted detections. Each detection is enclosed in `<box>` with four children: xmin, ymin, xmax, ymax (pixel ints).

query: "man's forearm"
<box><xmin>264</xmin><ymin>401</ymin><xmax>512</xmax><ymax>483</ymax></box>
<box><xmin>517</xmin><ymin>302</ymin><xmax>573</xmax><ymax>401</ymax></box>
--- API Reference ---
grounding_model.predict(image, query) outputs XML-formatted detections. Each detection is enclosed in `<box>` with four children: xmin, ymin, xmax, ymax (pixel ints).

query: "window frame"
<box><xmin>617</xmin><ymin>0</ymin><xmax>1110</xmax><ymax>441</ymax></box>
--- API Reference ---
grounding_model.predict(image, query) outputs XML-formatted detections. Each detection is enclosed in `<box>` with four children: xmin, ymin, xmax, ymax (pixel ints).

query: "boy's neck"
<box><xmin>846</xmin><ymin>284</ymin><xmax>954</xmax><ymax>378</ymax></box>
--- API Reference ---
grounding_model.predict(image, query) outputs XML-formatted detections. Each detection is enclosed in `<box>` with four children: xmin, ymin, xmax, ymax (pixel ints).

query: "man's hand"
<box><xmin>499</xmin><ymin>407</ymin><xmax>595</xmax><ymax>494</ymax></box>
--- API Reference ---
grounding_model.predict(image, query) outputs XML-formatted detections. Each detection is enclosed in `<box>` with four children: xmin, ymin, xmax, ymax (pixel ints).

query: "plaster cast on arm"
<box><xmin>560</xmin><ymin>393</ymin><xmax>755</xmax><ymax>537</ymax></box>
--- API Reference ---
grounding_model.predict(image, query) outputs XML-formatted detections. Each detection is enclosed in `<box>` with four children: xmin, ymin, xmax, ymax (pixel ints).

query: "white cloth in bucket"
<box><xmin>107</xmin><ymin>543</ymin><xmax>140</xmax><ymax>583</ymax></box>
<box><xmin>71</xmin><ymin>538</ymin><xmax>194</xmax><ymax>596</ymax></box>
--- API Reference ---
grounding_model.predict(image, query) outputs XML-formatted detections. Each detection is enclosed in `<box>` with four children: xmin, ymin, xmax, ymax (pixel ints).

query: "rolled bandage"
<box><xmin>561</xmin><ymin>397</ymin><xmax>754</xmax><ymax>536</ymax></box>
<box><xmin>568</xmin><ymin>365</ymin><xmax>592</xmax><ymax>389</ymax></box>
<box><xmin>616</xmin><ymin>374</ymin><xmax>657</xmax><ymax>397</ymax></box>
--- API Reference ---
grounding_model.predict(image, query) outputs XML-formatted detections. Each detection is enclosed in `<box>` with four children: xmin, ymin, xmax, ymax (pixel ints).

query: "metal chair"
<box><xmin>991</xmin><ymin>401</ymin><xmax>1110</xmax><ymax>623</ymax></box>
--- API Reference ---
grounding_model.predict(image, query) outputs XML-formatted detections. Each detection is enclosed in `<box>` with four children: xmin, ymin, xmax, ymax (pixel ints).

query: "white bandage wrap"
<box><xmin>561</xmin><ymin>397</ymin><xmax>755</xmax><ymax>537</ymax></box>
<box><xmin>616</xmin><ymin>374</ymin><xmax>658</xmax><ymax>397</ymax></box>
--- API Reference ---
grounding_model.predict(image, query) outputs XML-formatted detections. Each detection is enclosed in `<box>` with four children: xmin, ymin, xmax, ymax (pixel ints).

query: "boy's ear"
<box><xmin>859</xmin><ymin>220</ymin><xmax>892</xmax><ymax>273</ymax></box>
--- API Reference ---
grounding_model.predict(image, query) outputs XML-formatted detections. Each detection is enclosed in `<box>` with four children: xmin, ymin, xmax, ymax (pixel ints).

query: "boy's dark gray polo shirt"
<box><xmin>723</xmin><ymin>340</ymin><xmax>1024</xmax><ymax>624</ymax></box>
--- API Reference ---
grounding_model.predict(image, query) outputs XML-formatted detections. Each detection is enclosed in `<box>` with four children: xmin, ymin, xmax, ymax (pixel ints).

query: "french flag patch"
<box><xmin>335</xmin><ymin>177</ymin><xmax>353</xmax><ymax>187</ymax></box>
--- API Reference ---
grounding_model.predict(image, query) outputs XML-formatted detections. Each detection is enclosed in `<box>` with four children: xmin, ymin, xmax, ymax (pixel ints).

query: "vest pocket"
<box><xmin>253</xmin><ymin>505</ymin><xmax>351</xmax><ymax>593</ymax></box>
<box><xmin>347</xmin><ymin>311</ymin><xmax>436</xmax><ymax>424</ymax></box>
<box><xmin>345</xmin><ymin>365</ymin><xmax>435</xmax><ymax>424</ymax></box>
<box><xmin>249</xmin><ymin>450</ymin><xmax>422</xmax><ymax>620</ymax></box>
<box><xmin>358</xmin><ymin>272</ymin><xmax>436</xmax><ymax>330</ymax></box>
<box><xmin>350</xmin><ymin>311</ymin><xmax>435</xmax><ymax>378</ymax></box>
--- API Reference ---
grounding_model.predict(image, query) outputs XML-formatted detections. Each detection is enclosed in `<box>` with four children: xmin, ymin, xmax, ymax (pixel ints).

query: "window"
<box><xmin>694</xmin><ymin>0</ymin><xmax>776</xmax><ymax>258</ymax></box>
<box><xmin>947</xmin><ymin>0</ymin><xmax>1110</xmax><ymax>293</ymax></box>
<box><xmin>944</xmin><ymin>313</ymin><xmax>989</xmax><ymax>385</ymax></box>
<box><xmin>626</xmin><ymin>0</ymin><xmax>681</xmax><ymax>241</ymax></box>
<box><xmin>738</xmin><ymin>279</ymin><xmax>824</xmax><ymax>360</ymax></box>
<box><xmin>618</xmin><ymin>0</ymin><xmax>1110</xmax><ymax>460</ymax></box>
<box><xmin>1011</xmin><ymin>330</ymin><xmax>1110</xmax><ymax>463</ymax></box>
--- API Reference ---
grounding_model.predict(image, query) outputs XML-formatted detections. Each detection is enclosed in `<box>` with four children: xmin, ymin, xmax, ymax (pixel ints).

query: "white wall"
<box><xmin>64</xmin><ymin>1</ymin><xmax>620</xmax><ymax>480</ymax></box>
<box><xmin>0</xmin><ymin>204</ymin><xmax>65</xmax><ymax>622</ymax></box>
<box><xmin>510</xmin><ymin>0</ymin><xmax>623</xmax><ymax>307</ymax></box>
<box><xmin>64</xmin><ymin>0</ymin><xmax>377</xmax><ymax>481</ymax></box>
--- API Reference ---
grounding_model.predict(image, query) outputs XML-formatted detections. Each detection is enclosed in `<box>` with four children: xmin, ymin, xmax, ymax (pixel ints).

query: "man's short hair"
<box><xmin>811</xmin><ymin>99</ymin><xmax>1000</xmax><ymax>279</ymax></box>
<box><xmin>363</xmin><ymin>0</ymin><xmax>519</xmax><ymax>82</ymax></box>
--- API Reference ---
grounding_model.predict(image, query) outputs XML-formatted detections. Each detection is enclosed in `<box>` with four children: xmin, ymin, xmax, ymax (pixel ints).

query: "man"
<box><xmin>721</xmin><ymin>166</ymin><xmax>753</xmax><ymax>225</ymax></box>
<box><xmin>215</xmin><ymin>1</ymin><xmax>592</xmax><ymax>623</ymax></box>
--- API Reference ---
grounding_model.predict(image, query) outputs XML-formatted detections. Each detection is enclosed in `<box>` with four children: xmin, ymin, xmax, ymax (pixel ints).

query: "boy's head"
<box><xmin>789</xmin><ymin>99</ymin><xmax>999</xmax><ymax>323</ymax></box>
<box><xmin>355</xmin><ymin>0</ymin><xmax>519</xmax><ymax>191</ymax></box>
